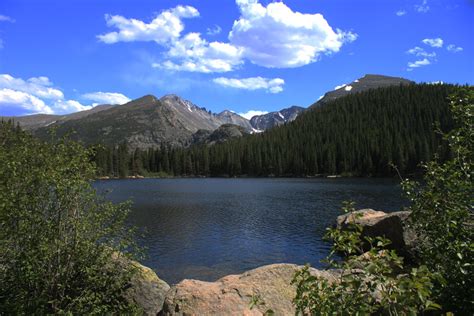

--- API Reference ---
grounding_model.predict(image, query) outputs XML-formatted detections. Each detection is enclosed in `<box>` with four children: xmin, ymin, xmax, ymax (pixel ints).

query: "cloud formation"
<box><xmin>229</xmin><ymin>0</ymin><xmax>357</xmax><ymax>68</ymax></box>
<box><xmin>396</xmin><ymin>10</ymin><xmax>407</xmax><ymax>16</ymax></box>
<box><xmin>422</xmin><ymin>38</ymin><xmax>443</xmax><ymax>48</ymax></box>
<box><xmin>206</xmin><ymin>25</ymin><xmax>222</xmax><ymax>36</ymax></box>
<box><xmin>82</xmin><ymin>92</ymin><xmax>131</xmax><ymax>105</ymax></box>
<box><xmin>447</xmin><ymin>44</ymin><xmax>463</xmax><ymax>53</ymax></box>
<box><xmin>408</xmin><ymin>58</ymin><xmax>431</xmax><ymax>68</ymax></box>
<box><xmin>213</xmin><ymin>76</ymin><xmax>285</xmax><ymax>93</ymax></box>
<box><xmin>407</xmin><ymin>46</ymin><xmax>436</xmax><ymax>58</ymax></box>
<box><xmin>0</xmin><ymin>89</ymin><xmax>53</xmax><ymax>114</ymax></box>
<box><xmin>0</xmin><ymin>15</ymin><xmax>15</xmax><ymax>23</ymax></box>
<box><xmin>0</xmin><ymin>74</ymin><xmax>130</xmax><ymax>115</ymax></box>
<box><xmin>97</xmin><ymin>6</ymin><xmax>199</xmax><ymax>44</ymax></box>
<box><xmin>153</xmin><ymin>33</ymin><xmax>244</xmax><ymax>73</ymax></box>
<box><xmin>99</xmin><ymin>1</ymin><xmax>356</xmax><ymax>73</ymax></box>
<box><xmin>415</xmin><ymin>0</ymin><xmax>430</xmax><ymax>13</ymax></box>
<box><xmin>238</xmin><ymin>110</ymin><xmax>268</xmax><ymax>120</ymax></box>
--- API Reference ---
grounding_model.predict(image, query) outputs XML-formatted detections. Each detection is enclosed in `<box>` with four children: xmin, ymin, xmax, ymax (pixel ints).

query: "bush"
<box><xmin>0</xmin><ymin>122</ymin><xmax>141</xmax><ymax>314</ymax></box>
<box><xmin>292</xmin><ymin>202</ymin><xmax>439</xmax><ymax>315</ymax></box>
<box><xmin>403</xmin><ymin>87</ymin><xmax>473</xmax><ymax>314</ymax></box>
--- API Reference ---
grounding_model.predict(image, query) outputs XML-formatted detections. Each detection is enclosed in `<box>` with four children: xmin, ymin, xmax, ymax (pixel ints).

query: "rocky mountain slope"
<box><xmin>1</xmin><ymin>104</ymin><xmax>114</xmax><ymax>131</ymax></box>
<box><xmin>250</xmin><ymin>106</ymin><xmax>305</xmax><ymax>130</ymax></box>
<box><xmin>312</xmin><ymin>74</ymin><xmax>414</xmax><ymax>107</ymax></box>
<box><xmin>32</xmin><ymin>94</ymin><xmax>253</xmax><ymax>149</ymax></box>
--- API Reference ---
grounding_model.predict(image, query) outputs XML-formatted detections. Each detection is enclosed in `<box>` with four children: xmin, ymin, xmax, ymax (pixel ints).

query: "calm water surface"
<box><xmin>95</xmin><ymin>178</ymin><xmax>405</xmax><ymax>284</ymax></box>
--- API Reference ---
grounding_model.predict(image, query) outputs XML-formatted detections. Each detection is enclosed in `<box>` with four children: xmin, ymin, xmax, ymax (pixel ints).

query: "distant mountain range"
<box><xmin>1</xmin><ymin>74</ymin><xmax>415</xmax><ymax>149</ymax></box>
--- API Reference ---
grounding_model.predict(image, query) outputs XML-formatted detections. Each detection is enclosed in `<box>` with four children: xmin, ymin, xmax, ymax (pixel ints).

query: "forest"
<box><xmin>93</xmin><ymin>84</ymin><xmax>459</xmax><ymax>178</ymax></box>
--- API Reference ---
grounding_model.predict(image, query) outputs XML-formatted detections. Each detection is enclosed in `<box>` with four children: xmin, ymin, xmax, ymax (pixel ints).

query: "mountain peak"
<box><xmin>312</xmin><ymin>74</ymin><xmax>414</xmax><ymax>107</ymax></box>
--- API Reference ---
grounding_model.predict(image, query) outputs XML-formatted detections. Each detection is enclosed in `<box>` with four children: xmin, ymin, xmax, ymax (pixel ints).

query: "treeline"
<box><xmin>93</xmin><ymin>84</ymin><xmax>460</xmax><ymax>178</ymax></box>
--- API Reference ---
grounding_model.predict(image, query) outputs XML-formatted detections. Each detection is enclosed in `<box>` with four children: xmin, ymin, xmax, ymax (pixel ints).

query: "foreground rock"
<box><xmin>121</xmin><ymin>258</ymin><xmax>171</xmax><ymax>315</ymax></box>
<box><xmin>161</xmin><ymin>263</ymin><xmax>337</xmax><ymax>315</ymax></box>
<box><xmin>336</xmin><ymin>209</ymin><xmax>416</xmax><ymax>259</ymax></box>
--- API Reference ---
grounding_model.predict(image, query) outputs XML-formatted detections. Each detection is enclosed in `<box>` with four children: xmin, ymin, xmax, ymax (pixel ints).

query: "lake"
<box><xmin>94</xmin><ymin>178</ymin><xmax>405</xmax><ymax>284</ymax></box>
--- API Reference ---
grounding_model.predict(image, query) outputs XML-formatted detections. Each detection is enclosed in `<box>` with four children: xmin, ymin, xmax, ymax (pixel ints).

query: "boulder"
<box><xmin>160</xmin><ymin>263</ymin><xmax>338</xmax><ymax>315</ymax></box>
<box><xmin>122</xmin><ymin>258</ymin><xmax>171</xmax><ymax>315</ymax></box>
<box><xmin>336</xmin><ymin>209</ymin><xmax>416</xmax><ymax>259</ymax></box>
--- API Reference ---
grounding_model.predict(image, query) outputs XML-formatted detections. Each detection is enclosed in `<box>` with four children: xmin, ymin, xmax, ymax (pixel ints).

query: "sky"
<box><xmin>0</xmin><ymin>0</ymin><xmax>473</xmax><ymax>118</ymax></box>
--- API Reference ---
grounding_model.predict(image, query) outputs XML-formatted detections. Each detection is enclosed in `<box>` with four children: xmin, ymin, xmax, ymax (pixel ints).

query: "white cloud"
<box><xmin>213</xmin><ymin>76</ymin><xmax>285</xmax><ymax>93</ymax></box>
<box><xmin>415</xmin><ymin>0</ymin><xmax>430</xmax><ymax>13</ymax></box>
<box><xmin>206</xmin><ymin>25</ymin><xmax>222</xmax><ymax>36</ymax></box>
<box><xmin>0</xmin><ymin>89</ymin><xmax>53</xmax><ymax>114</ymax></box>
<box><xmin>396</xmin><ymin>10</ymin><xmax>407</xmax><ymax>16</ymax></box>
<box><xmin>82</xmin><ymin>92</ymin><xmax>131</xmax><ymax>105</ymax></box>
<box><xmin>0</xmin><ymin>15</ymin><xmax>15</xmax><ymax>23</ymax></box>
<box><xmin>0</xmin><ymin>74</ymin><xmax>64</xmax><ymax>100</ymax></box>
<box><xmin>153</xmin><ymin>32</ymin><xmax>244</xmax><ymax>73</ymax></box>
<box><xmin>238</xmin><ymin>110</ymin><xmax>268</xmax><ymax>120</ymax></box>
<box><xmin>422</xmin><ymin>38</ymin><xmax>443</xmax><ymax>48</ymax></box>
<box><xmin>0</xmin><ymin>74</ymin><xmax>114</xmax><ymax>114</ymax></box>
<box><xmin>447</xmin><ymin>44</ymin><xmax>463</xmax><ymax>53</ymax></box>
<box><xmin>408</xmin><ymin>58</ymin><xmax>431</xmax><ymax>68</ymax></box>
<box><xmin>97</xmin><ymin>5</ymin><xmax>199</xmax><ymax>44</ymax></box>
<box><xmin>229</xmin><ymin>0</ymin><xmax>357</xmax><ymax>68</ymax></box>
<box><xmin>53</xmin><ymin>99</ymin><xmax>92</xmax><ymax>113</ymax></box>
<box><xmin>407</xmin><ymin>46</ymin><xmax>436</xmax><ymax>58</ymax></box>
<box><xmin>98</xmin><ymin>1</ymin><xmax>355</xmax><ymax>73</ymax></box>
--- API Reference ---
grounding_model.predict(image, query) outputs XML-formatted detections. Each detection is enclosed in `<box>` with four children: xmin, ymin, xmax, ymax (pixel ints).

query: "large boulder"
<box><xmin>336</xmin><ymin>209</ymin><xmax>416</xmax><ymax>259</ymax></box>
<box><xmin>117</xmin><ymin>257</ymin><xmax>170</xmax><ymax>315</ymax></box>
<box><xmin>160</xmin><ymin>263</ymin><xmax>338</xmax><ymax>315</ymax></box>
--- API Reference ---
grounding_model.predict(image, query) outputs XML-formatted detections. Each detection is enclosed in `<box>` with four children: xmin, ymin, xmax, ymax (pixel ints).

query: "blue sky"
<box><xmin>0</xmin><ymin>0</ymin><xmax>473</xmax><ymax>117</ymax></box>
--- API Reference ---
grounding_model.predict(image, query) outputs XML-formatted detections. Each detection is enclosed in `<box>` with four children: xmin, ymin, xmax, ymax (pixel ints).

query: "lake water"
<box><xmin>94</xmin><ymin>178</ymin><xmax>405</xmax><ymax>284</ymax></box>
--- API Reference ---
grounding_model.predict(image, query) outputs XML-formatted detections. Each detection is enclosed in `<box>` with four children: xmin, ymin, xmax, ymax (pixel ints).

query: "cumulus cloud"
<box><xmin>408</xmin><ymin>58</ymin><xmax>431</xmax><ymax>68</ymax></box>
<box><xmin>407</xmin><ymin>46</ymin><xmax>436</xmax><ymax>58</ymax></box>
<box><xmin>0</xmin><ymin>74</ymin><xmax>129</xmax><ymax>114</ymax></box>
<box><xmin>153</xmin><ymin>32</ymin><xmax>244</xmax><ymax>73</ymax></box>
<box><xmin>97</xmin><ymin>5</ymin><xmax>199</xmax><ymax>44</ymax></box>
<box><xmin>98</xmin><ymin>1</ymin><xmax>356</xmax><ymax>73</ymax></box>
<box><xmin>0</xmin><ymin>89</ymin><xmax>53</xmax><ymax>114</ymax></box>
<box><xmin>206</xmin><ymin>25</ymin><xmax>222</xmax><ymax>36</ymax></box>
<box><xmin>0</xmin><ymin>15</ymin><xmax>15</xmax><ymax>23</ymax></box>
<box><xmin>396</xmin><ymin>10</ymin><xmax>407</xmax><ymax>16</ymax></box>
<box><xmin>82</xmin><ymin>92</ymin><xmax>131</xmax><ymax>105</ymax></box>
<box><xmin>422</xmin><ymin>38</ymin><xmax>443</xmax><ymax>48</ymax></box>
<box><xmin>229</xmin><ymin>0</ymin><xmax>357</xmax><ymax>68</ymax></box>
<box><xmin>447</xmin><ymin>44</ymin><xmax>463</xmax><ymax>53</ymax></box>
<box><xmin>238</xmin><ymin>110</ymin><xmax>269</xmax><ymax>120</ymax></box>
<box><xmin>213</xmin><ymin>76</ymin><xmax>285</xmax><ymax>93</ymax></box>
<box><xmin>415</xmin><ymin>0</ymin><xmax>430</xmax><ymax>13</ymax></box>
<box><xmin>0</xmin><ymin>74</ymin><xmax>64</xmax><ymax>100</ymax></box>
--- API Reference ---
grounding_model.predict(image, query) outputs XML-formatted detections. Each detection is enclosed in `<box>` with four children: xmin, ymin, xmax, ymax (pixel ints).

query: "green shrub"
<box><xmin>292</xmin><ymin>202</ymin><xmax>439</xmax><ymax>315</ymax></box>
<box><xmin>0</xmin><ymin>122</ymin><xmax>141</xmax><ymax>314</ymax></box>
<box><xmin>403</xmin><ymin>87</ymin><xmax>473</xmax><ymax>314</ymax></box>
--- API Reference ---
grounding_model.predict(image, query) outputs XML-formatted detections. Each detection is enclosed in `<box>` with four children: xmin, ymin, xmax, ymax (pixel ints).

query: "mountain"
<box><xmin>312</xmin><ymin>74</ymin><xmax>414</xmax><ymax>107</ymax></box>
<box><xmin>121</xmin><ymin>83</ymin><xmax>456</xmax><ymax>178</ymax></box>
<box><xmin>250</xmin><ymin>106</ymin><xmax>305</xmax><ymax>131</ymax></box>
<box><xmin>192</xmin><ymin>124</ymin><xmax>249</xmax><ymax>145</ymax></box>
<box><xmin>1</xmin><ymin>104</ymin><xmax>114</xmax><ymax>131</ymax></box>
<box><xmin>216</xmin><ymin>110</ymin><xmax>254</xmax><ymax>131</ymax></box>
<box><xmin>32</xmin><ymin>94</ymin><xmax>254</xmax><ymax>149</ymax></box>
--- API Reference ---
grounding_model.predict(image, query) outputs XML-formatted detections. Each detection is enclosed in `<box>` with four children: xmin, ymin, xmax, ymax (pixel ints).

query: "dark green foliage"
<box><xmin>0</xmin><ymin>122</ymin><xmax>141</xmax><ymax>314</ymax></box>
<box><xmin>403</xmin><ymin>87</ymin><xmax>474</xmax><ymax>314</ymax></box>
<box><xmin>92</xmin><ymin>84</ymin><xmax>456</xmax><ymax>178</ymax></box>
